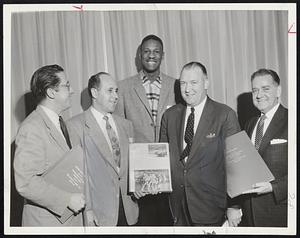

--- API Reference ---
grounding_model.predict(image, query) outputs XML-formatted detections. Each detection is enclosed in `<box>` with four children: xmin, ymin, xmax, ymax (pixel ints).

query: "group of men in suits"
<box><xmin>13</xmin><ymin>34</ymin><xmax>288</xmax><ymax>227</ymax></box>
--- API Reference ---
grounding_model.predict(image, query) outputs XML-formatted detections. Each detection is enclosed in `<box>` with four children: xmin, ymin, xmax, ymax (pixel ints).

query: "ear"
<box><xmin>161</xmin><ymin>51</ymin><xmax>165</xmax><ymax>60</ymax></box>
<box><xmin>46</xmin><ymin>88</ymin><xmax>55</xmax><ymax>99</ymax></box>
<box><xmin>204</xmin><ymin>77</ymin><xmax>209</xmax><ymax>90</ymax></box>
<box><xmin>276</xmin><ymin>85</ymin><xmax>282</xmax><ymax>98</ymax></box>
<box><xmin>90</xmin><ymin>88</ymin><xmax>98</xmax><ymax>99</ymax></box>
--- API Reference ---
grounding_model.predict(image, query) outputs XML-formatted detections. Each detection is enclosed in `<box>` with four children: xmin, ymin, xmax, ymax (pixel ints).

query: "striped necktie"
<box><xmin>254</xmin><ymin>114</ymin><xmax>267</xmax><ymax>150</ymax></box>
<box><xmin>103</xmin><ymin>115</ymin><xmax>121</xmax><ymax>167</ymax></box>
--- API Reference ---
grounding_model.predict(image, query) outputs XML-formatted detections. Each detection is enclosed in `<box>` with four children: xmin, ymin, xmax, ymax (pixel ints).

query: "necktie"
<box><xmin>254</xmin><ymin>114</ymin><xmax>266</xmax><ymax>150</ymax></box>
<box><xmin>181</xmin><ymin>107</ymin><xmax>195</xmax><ymax>160</ymax></box>
<box><xmin>103</xmin><ymin>115</ymin><xmax>121</xmax><ymax>167</ymax></box>
<box><xmin>59</xmin><ymin>116</ymin><xmax>72</xmax><ymax>149</ymax></box>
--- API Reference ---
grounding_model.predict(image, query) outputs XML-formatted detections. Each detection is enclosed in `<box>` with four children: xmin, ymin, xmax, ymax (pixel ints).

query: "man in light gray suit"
<box><xmin>67</xmin><ymin>72</ymin><xmax>139</xmax><ymax>226</ymax></box>
<box><xmin>14</xmin><ymin>64</ymin><xmax>85</xmax><ymax>226</ymax></box>
<box><xmin>114</xmin><ymin>34</ymin><xmax>176</xmax><ymax>226</ymax></box>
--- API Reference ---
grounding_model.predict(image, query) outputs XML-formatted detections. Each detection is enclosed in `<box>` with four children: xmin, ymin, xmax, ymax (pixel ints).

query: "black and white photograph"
<box><xmin>148</xmin><ymin>144</ymin><xmax>168</xmax><ymax>158</ymax></box>
<box><xmin>3</xmin><ymin>2</ymin><xmax>296</xmax><ymax>235</ymax></box>
<box><xmin>134</xmin><ymin>169</ymin><xmax>171</xmax><ymax>193</ymax></box>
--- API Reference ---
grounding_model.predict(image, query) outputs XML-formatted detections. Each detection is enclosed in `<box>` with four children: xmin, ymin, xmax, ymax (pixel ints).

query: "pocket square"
<box><xmin>166</xmin><ymin>105</ymin><xmax>172</xmax><ymax>109</ymax></box>
<box><xmin>270</xmin><ymin>139</ymin><xmax>287</xmax><ymax>145</ymax></box>
<box><xmin>206</xmin><ymin>133</ymin><xmax>216</xmax><ymax>138</ymax></box>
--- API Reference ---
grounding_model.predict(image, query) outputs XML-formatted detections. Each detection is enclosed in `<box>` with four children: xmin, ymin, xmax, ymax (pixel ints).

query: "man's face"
<box><xmin>251</xmin><ymin>74</ymin><xmax>281</xmax><ymax>114</ymax></box>
<box><xmin>180</xmin><ymin>67</ymin><xmax>209</xmax><ymax>107</ymax></box>
<box><xmin>54</xmin><ymin>72</ymin><xmax>73</xmax><ymax>111</ymax></box>
<box><xmin>93</xmin><ymin>75</ymin><xmax>118</xmax><ymax>114</ymax></box>
<box><xmin>141</xmin><ymin>39</ymin><xmax>164</xmax><ymax>73</ymax></box>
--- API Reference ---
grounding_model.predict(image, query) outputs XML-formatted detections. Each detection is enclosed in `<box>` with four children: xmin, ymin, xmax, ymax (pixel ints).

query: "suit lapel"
<box><xmin>133</xmin><ymin>79</ymin><xmax>153</xmax><ymax>120</ymax></box>
<box><xmin>84</xmin><ymin>110</ymin><xmax>119</xmax><ymax>174</ymax></box>
<box><xmin>188</xmin><ymin>98</ymin><xmax>214</xmax><ymax>160</ymax></box>
<box><xmin>157</xmin><ymin>74</ymin><xmax>170</xmax><ymax>118</ymax></box>
<box><xmin>36</xmin><ymin>106</ymin><xmax>69</xmax><ymax>151</ymax></box>
<box><xmin>258</xmin><ymin>105</ymin><xmax>286</xmax><ymax>154</ymax></box>
<box><xmin>247</xmin><ymin>116</ymin><xmax>259</xmax><ymax>138</ymax></box>
<box><xmin>174</xmin><ymin>105</ymin><xmax>186</xmax><ymax>165</ymax></box>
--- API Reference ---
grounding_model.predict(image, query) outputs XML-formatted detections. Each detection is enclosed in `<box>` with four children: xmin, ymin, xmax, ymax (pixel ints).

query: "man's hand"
<box><xmin>86</xmin><ymin>210</ymin><xmax>99</xmax><ymax>226</ymax></box>
<box><xmin>242</xmin><ymin>182</ymin><xmax>273</xmax><ymax>195</ymax></box>
<box><xmin>226</xmin><ymin>208</ymin><xmax>242</xmax><ymax>227</ymax></box>
<box><xmin>133</xmin><ymin>190</ymin><xmax>147</xmax><ymax>199</ymax></box>
<box><xmin>68</xmin><ymin>193</ymin><xmax>85</xmax><ymax>214</ymax></box>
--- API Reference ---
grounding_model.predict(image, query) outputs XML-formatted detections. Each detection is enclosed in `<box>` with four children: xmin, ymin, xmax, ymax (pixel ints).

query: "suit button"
<box><xmin>150</xmin><ymin>123</ymin><xmax>154</xmax><ymax>127</ymax></box>
<box><xmin>184</xmin><ymin>169</ymin><xmax>187</xmax><ymax>174</ymax></box>
<box><xmin>180</xmin><ymin>184</ymin><xmax>184</xmax><ymax>188</ymax></box>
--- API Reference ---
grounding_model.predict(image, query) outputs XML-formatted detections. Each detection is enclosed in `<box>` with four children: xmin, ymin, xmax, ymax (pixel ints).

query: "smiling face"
<box><xmin>180</xmin><ymin>66</ymin><xmax>209</xmax><ymax>107</ymax></box>
<box><xmin>251</xmin><ymin>74</ymin><xmax>281</xmax><ymax>114</ymax></box>
<box><xmin>140</xmin><ymin>39</ymin><xmax>164</xmax><ymax>73</ymax></box>
<box><xmin>92</xmin><ymin>74</ymin><xmax>118</xmax><ymax>114</ymax></box>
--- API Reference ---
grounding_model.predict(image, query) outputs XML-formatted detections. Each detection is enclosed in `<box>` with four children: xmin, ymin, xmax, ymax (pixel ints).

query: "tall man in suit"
<box><xmin>14</xmin><ymin>64</ymin><xmax>85</xmax><ymax>226</ymax></box>
<box><xmin>160</xmin><ymin>62</ymin><xmax>241</xmax><ymax>226</ymax></box>
<box><xmin>115</xmin><ymin>34</ymin><xmax>176</xmax><ymax>225</ymax></box>
<box><xmin>67</xmin><ymin>72</ymin><xmax>139</xmax><ymax>226</ymax></box>
<box><xmin>237</xmin><ymin>69</ymin><xmax>288</xmax><ymax>227</ymax></box>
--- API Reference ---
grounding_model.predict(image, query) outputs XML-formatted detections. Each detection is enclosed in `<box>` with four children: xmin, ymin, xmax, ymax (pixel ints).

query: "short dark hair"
<box><xmin>141</xmin><ymin>34</ymin><xmax>164</xmax><ymax>51</ymax></box>
<box><xmin>88</xmin><ymin>72</ymin><xmax>110</xmax><ymax>96</ymax></box>
<box><xmin>30</xmin><ymin>64</ymin><xmax>64</xmax><ymax>103</ymax></box>
<box><xmin>181</xmin><ymin>61</ymin><xmax>208</xmax><ymax>76</ymax></box>
<box><xmin>251</xmin><ymin>68</ymin><xmax>280</xmax><ymax>85</ymax></box>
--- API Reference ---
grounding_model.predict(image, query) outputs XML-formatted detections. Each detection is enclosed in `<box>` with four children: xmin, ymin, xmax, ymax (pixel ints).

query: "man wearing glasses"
<box><xmin>13</xmin><ymin>64</ymin><xmax>85</xmax><ymax>226</ymax></box>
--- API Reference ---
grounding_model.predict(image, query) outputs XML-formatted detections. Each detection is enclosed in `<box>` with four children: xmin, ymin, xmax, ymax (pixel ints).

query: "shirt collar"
<box><xmin>140</xmin><ymin>70</ymin><xmax>162</xmax><ymax>84</ymax></box>
<box><xmin>91</xmin><ymin>106</ymin><xmax>112</xmax><ymax>120</ymax></box>
<box><xmin>187</xmin><ymin>96</ymin><xmax>207</xmax><ymax>112</ymax></box>
<box><xmin>40</xmin><ymin>105</ymin><xmax>60</xmax><ymax>125</ymax></box>
<box><xmin>262</xmin><ymin>103</ymin><xmax>280</xmax><ymax>120</ymax></box>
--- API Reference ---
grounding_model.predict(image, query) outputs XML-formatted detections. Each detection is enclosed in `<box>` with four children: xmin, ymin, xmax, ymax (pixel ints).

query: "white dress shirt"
<box><xmin>90</xmin><ymin>107</ymin><xmax>119</xmax><ymax>154</ymax></box>
<box><xmin>251</xmin><ymin>103</ymin><xmax>280</xmax><ymax>144</ymax></box>
<box><xmin>40</xmin><ymin>105</ymin><xmax>64</xmax><ymax>137</ymax></box>
<box><xmin>182</xmin><ymin>96</ymin><xmax>207</xmax><ymax>161</ymax></box>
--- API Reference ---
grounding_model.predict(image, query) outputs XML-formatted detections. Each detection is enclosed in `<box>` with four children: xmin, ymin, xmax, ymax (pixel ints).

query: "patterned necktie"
<box><xmin>254</xmin><ymin>114</ymin><xmax>267</xmax><ymax>150</ymax></box>
<box><xmin>181</xmin><ymin>107</ymin><xmax>195</xmax><ymax>160</ymax></box>
<box><xmin>59</xmin><ymin>116</ymin><xmax>72</xmax><ymax>149</ymax></box>
<box><xmin>103</xmin><ymin>115</ymin><xmax>121</xmax><ymax>167</ymax></box>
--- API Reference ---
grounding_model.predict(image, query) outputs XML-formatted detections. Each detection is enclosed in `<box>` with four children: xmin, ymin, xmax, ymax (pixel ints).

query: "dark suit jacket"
<box><xmin>240</xmin><ymin>104</ymin><xmax>288</xmax><ymax>227</ymax></box>
<box><xmin>160</xmin><ymin>97</ymin><xmax>240</xmax><ymax>225</ymax></box>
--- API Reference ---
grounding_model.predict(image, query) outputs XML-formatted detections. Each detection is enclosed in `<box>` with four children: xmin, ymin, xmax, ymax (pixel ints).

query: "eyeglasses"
<box><xmin>58</xmin><ymin>82</ymin><xmax>71</xmax><ymax>91</ymax></box>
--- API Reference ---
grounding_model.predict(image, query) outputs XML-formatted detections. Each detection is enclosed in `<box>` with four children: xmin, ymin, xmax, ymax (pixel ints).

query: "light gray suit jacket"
<box><xmin>14</xmin><ymin>105</ymin><xmax>83</xmax><ymax>226</ymax></box>
<box><xmin>114</xmin><ymin>72</ymin><xmax>176</xmax><ymax>142</ymax></box>
<box><xmin>67</xmin><ymin>108</ymin><xmax>139</xmax><ymax>226</ymax></box>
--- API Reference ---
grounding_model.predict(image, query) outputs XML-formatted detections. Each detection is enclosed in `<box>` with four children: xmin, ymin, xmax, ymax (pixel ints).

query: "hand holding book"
<box><xmin>241</xmin><ymin>181</ymin><xmax>273</xmax><ymax>195</ymax></box>
<box><xmin>68</xmin><ymin>193</ymin><xmax>85</xmax><ymax>214</ymax></box>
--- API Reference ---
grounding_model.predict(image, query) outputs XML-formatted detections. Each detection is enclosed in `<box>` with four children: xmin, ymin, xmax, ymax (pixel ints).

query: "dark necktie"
<box><xmin>181</xmin><ymin>107</ymin><xmax>195</xmax><ymax>160</ymax></box>
<box><xmin>59</xmin><ymin>116</ymin><xmax>72</xmax><ymax>149</ymax></box>
<box><xmin>254</xmin><ymin>114</ymin><xmax>267</xmax><ymax>150</ymax></box>
<box><xmin>103</xmin><ymin>115</ymin><xmax>121</xmax><ymax>167</ymax></box>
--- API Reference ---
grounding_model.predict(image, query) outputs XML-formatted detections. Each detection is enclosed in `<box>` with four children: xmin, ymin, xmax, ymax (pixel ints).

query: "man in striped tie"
<box><xmin>237</xmin><ymin>69</ymin><xmax>288</xmax><ymax>227</ymax></box>
<box><xmin>67</xmin><ymin>72</ymin><xmax>140</xmax><ymax>226</ymax></box>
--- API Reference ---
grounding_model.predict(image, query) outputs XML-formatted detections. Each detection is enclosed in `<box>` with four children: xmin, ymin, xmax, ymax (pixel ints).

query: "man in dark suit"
<box><xmin>67</xmin><ymin>72</ymin><xmax>139</xmax><ymax>226</ymax></box>
<box><xmin>160</xmin><ymin>61</ymin><xmax>241</xmax><ymax>226</ymax></box>
<box><xmin>237</xmin><ymin>69</ymin><xmax>288</xmax><ymax>227</ymax></box>
<box><xmin>115</xmin><ymin>34</ymin><xmax>176</xmax><ymax>225</ymax></box>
